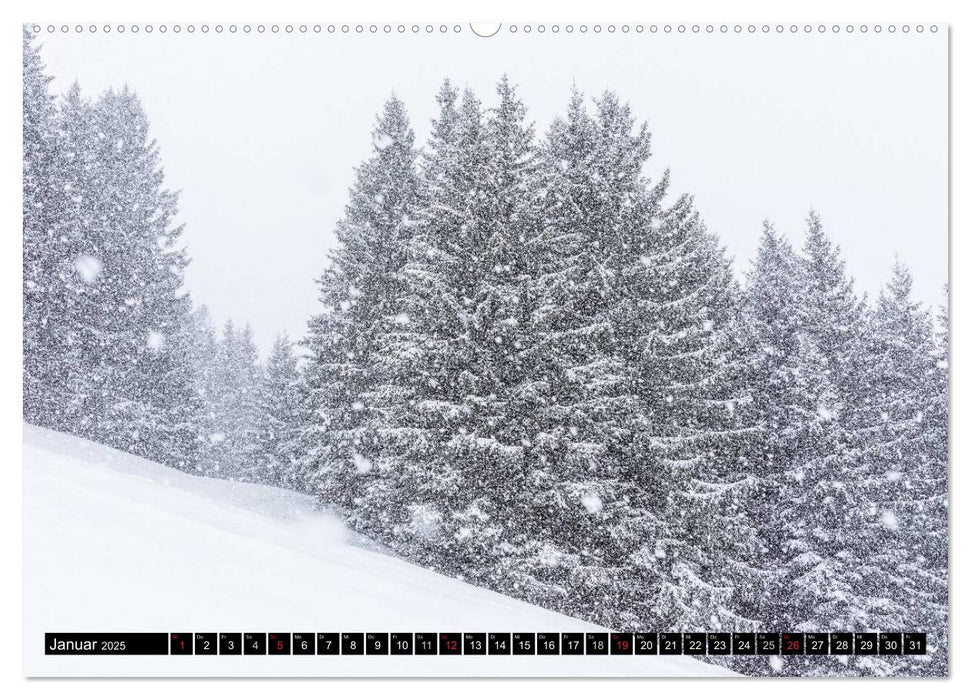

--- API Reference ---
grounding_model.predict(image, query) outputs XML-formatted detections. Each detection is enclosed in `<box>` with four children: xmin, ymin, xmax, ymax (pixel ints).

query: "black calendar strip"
<box><xmin>44</xmin><ymin>633</ymin><xmax>169</xmax><ymax>655</ymax></box>
<box><xmin>45</xmin><ymin>632</ymin><xmax>927</xmax><ymax>656</ymax></box>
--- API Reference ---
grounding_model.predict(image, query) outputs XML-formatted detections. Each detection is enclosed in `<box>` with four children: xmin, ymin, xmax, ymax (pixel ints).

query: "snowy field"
<box><xmin>22</xmin><ymin>424</ymin><xmax>731</xmax><ymax>677</ymax></box>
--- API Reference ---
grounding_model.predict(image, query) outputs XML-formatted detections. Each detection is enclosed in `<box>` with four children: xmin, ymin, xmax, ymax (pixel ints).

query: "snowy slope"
<box><xmin>22</xmin><ymin>425</ymin><xmax>731</xmax><ymax>677</ymax></box>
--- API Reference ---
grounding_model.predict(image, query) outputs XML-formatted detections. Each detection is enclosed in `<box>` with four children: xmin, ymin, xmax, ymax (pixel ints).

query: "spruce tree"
<box><xmin>735</xmin><ymin>223</ymin><xmax>805</xmax><ymax>626</ymax></box>
<box><xmin>856</xmin><ymin>264</ymin><xmax>946</xmax><ymax>675</ymax></box>
<box><xmin>303</xmin><ymin>96</ymin><xmax>420</xmax><ymax>520</ymax></box>
<box><xmin>770</xmin><ymin>212</ymin><xmax>876</xmax><ymax>675</ymax></box>
<box><xmin>446</xmin><ymin>76</ymin><xmax>545</xmax><ymax>588</ymax></box>
<box><xmin>55</xmin><ymin>83</ymin><xmax>108</xmax><ymax>437</ymax></box>
<box><xmin>208</xmin><ymin>321</ymin><xmax>263</xmax><ymax>481</ymax></box>
<box><xmin>79</xmin><ymin>88</ymin><xmax>198</xmax><ymax>469</ymax></box>
<box><xmin>923</xmin><ymin>289</ymin><xmax>949</xmax><ymax>674</ymax></box>
<box><xmin>23</xmin><ymin>28</ymin><xmax>68</xmax><ymax>428</ymax></box>
<box><xmin>26</xmin><ymin>77</ymin><xmax>198</xmax><ymax>470</ymax></box>
<box><xmin>188</xmin><ymin>306</ymin><xmax>223</xmax><ymax>473</ymax></box>
<box><xmin>368</xmin><ymin>78</ymin><xmax>544</xmax><ymax>586</ymax></box>
<box><xmin>258</xmin><ymin>335</ymin><xmax>307</xmax><ymax>489</ymax></box>
<box><xmin>626</xmin><ymin>194</ymin><xmax>759</xmax><ymax>633</ymax></box>
<box><xmin>522</xmin><ymin>89</ymin><xmax>658</xmax><ymax>620</ymax></box>
<box><xmin>362</xmin><ymin>82</ymin><xmax>484</xmax><ymax>565</ymax></box>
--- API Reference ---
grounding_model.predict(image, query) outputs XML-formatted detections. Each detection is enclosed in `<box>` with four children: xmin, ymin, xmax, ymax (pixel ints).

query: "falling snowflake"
<box><xmin>880</xmin><ymin>510</ymin><xmax>899</xmax><ymax>530</ymax></box>
<box><xmin>817</xmin><ymin>403</ymin><xmax>835</xmax><ymax>421</ymax></box>
<box><xmin>74</xmin><ymin>255</ymin><xmax>102</xmax><ymax>284</ymax></box>
<box><xmin>580</xmin><ymin>493</ymin><xmax>603</xmax><ymax>514</ymax></box>
<box><xmin>373</xmin><ymin>132</ymin><xmax>394</xmax><ymax>149</ymax></box>
<box><xmin>768</xmin><ymin>655</ymin><xmax>784</xmax><ymax>672</ymax></box>
<box><xmin>393</xmin><ymin>312</ymin><xmax>411</xmax><ymax>325</ymax></box>
<box><xmin>351</xmin><ymin>400</ymin><xmax>365</xmax><ymax>412</ymax></box>
<box><xmin>208</xmin><ymin>432</ymin><xmax>226</xmax><ymax>444</ymax></box>
<box><xmin>407</xmin><ymin>504</ymin><xmax>442</xmax><ymax>540</ymax></box>
<box><xmin>352</xmin><ymin>453</ymin><xmax>372</xmax><ymax>474</ymax></box>
<box><xmin>146</xmin><ymin>331</ymin><xmax>165</xmax><ymax>351</ymax></box>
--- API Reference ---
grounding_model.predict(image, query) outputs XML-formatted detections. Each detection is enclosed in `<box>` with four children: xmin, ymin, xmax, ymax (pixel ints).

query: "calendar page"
<box><xmin>22</xmin><ymin>21</ymin><xmax>948</xmax><ymax>678</ymax></box>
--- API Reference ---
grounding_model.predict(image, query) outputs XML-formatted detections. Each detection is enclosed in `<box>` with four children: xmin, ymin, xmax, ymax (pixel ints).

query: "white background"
<box><xmin>1</xmin><ymin>0</ymin><xmax>965</xmax><ymax>698</ymax></box>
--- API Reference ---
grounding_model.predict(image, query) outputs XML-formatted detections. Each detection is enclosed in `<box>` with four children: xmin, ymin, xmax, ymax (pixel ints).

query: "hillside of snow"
<box><xmin>22</xmin><ymin>424</ymin><xmax>731</xmax><ymax>677</ymax></box>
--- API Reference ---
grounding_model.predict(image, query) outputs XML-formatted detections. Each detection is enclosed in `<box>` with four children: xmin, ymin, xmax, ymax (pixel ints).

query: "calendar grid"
<box><xmin>43</xmin><ymin>632</ymin><xmax>927</xmax><ymax>656</ymax></box>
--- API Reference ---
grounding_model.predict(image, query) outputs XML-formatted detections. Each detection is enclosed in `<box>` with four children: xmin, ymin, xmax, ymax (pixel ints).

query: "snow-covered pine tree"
<box><xmin>769</xmin><ymin>212</ymin><xmax>880</xmax><ymax>676</ymax></box>
<box><xmin>624</xmin><ymin>192</ymin><xmax>760</xmax><ymax>635</ymax></box>
<box><xmin>442</xmin><ymin>76</ymin><xmax>547</xmax><ymax>590</ymax></box>
<box><xmin>303</xmin><ymin>96</ymin><xmax>420</xmax><ymax>520</ymax></box>
<box><xmin>733</xmin><ymin>222</ymin><xmax>806</xmax><ymax>627</ymax></box>
<box><xmin>23</xmin><ymin>28</ymin><xmax>71</xmax><ymax>429</ymax></box>
<box><xmin>519</xmin><ymin>89</ymin><xmax>659</xmax><ymax>621</ymax></box>
<box><xmin>525</xmin><ymin>90</ymin><xmax>760</xmax><ymax>633</ymax></box>
<box><xmin>361</xmin><ymin>82</ymin><xmax>485</xmax><ymax>566</ymax></box>
<box><xmin>207</xmin><ymin>321</ymin><xmax>264</xmax><ymax>481</ymax></box>
<box><xmin>32</xmin><ymin>79</ymin><xmax>199</xmax><ymax>470</ymax></box>
<box><xmin>920</xmin><ymin>288</ymin><xmax>949</xmax><ymax>674</ymax></box>
<box><xmin>188</xmin><ymin>306</ymin><xmax>223</xmax><ymax>473</ymax></box>
<box><xmin>79</xmin><ymin>88</ymin><xmax>198</xmax><ymax>469</ymax></box>
<box><xmin>928</xmin><ymin>288</ymin><xmax>949</xmax><ymax>569</ymax></box>
<box><xmin>853</xmin><ymin>263</ymin><xmax>947</xmax><ymax>675</ymax></box>
<box><xmin>54</xmin><ymin>83</ymin><xmax>110</xmax><ymax>437</ymax></box>
<box><xmin>371</xmin><ymin>78</ymin><xmax>545</xmax><ymax>588</ymax></box>
<box><xmin>200</xmin><ymin>318</ymin><xmax>236</xmax><ymax>477</ymax></box>
<box><xmin>257</xmin><ymin>335</ymin><xmax>307</xmax><ymax>490</ymax></box>
<box><xmin>929</xmin><ymin>287</ymin><xmax>949</xmax><ymax>477</ymax></box>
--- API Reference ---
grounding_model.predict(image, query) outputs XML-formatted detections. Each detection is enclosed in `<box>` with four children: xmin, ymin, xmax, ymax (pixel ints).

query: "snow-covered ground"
<box><xmin>23</xmin><ymin>424</ymin><xmax>731</xmax><ymax>677</ymax></box>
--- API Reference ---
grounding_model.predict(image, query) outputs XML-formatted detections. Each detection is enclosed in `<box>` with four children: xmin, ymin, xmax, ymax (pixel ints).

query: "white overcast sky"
<box><xmin>36</xmin><ymin>27</ymin><xmax>948</xmax><ymax>353</ymax></box>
